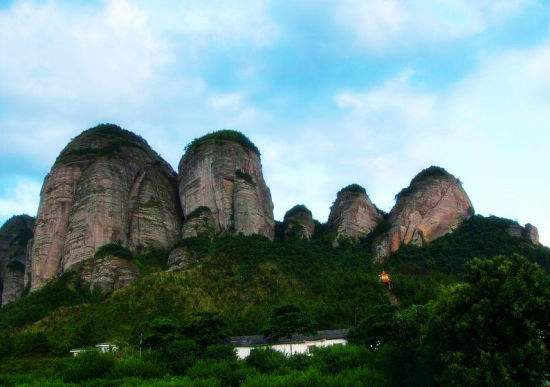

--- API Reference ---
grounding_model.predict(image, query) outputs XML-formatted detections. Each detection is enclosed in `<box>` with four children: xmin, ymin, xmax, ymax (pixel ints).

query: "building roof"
<box><xmin>228</xmin><ymin>329</ymin><xmax>349</xmax><ymax>347</ymax></box>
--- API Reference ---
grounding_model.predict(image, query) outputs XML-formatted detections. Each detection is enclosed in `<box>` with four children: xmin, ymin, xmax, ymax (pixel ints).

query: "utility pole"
<box><xmin>139</xmin><ymin>332</ymin><xmax>143</xmax><ymax>358</ymax></box>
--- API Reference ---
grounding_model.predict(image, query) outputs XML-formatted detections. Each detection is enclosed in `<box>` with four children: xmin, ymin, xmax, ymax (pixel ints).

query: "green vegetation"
<box><xmin>54</xmin><ymin>123</ymin><xmax>155</xmax><ymax>165</ymax></box>
<box><xmin>337</xmin><ymin>184</ymin><xmax>367</xmax><ymax>196</ymax></box>
<box><xmin>235</xmin><ymin>169</ymin><xmax>256</xmax><ymax>186</ymax></box>
<box><xmin>184</xmin><ymin>130</ymin><xmax>261</xmax><ymax>157</ymax></box>
<box><xmin>395</xmin><ymin>165</ymin><xmax>454</xmax><ymax>200</ymax></box>
<box><xmin>94</xmin><ymin>242</ymin><xmax>133</xmax><ymax>261</ymax></box>
<box><xmin>6</xmin><ymin>260</ymin><xmax>25</xmax><ymax>272</ymax></box>
<box><xmin>284</xmin><ymin>204</ymin><xmax>311</xmax><ymax>219</ymax></box>
<box><xmin>0</xmin><ymin>215</ymin><xmax>548</xmax><ymax>385</ymax></box>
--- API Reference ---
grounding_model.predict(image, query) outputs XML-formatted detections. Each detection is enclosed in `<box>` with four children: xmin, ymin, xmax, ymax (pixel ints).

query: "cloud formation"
<box><xmin>0</xmin><ymin>0</ymin><xmax>548</xmax><ymax>246</ymax></box>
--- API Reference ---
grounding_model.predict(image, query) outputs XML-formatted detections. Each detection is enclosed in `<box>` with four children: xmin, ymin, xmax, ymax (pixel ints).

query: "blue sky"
<box><xmin>0</xmin><ymin>0</ymin><xmax>549</xmax><ymax>245</ymax></box>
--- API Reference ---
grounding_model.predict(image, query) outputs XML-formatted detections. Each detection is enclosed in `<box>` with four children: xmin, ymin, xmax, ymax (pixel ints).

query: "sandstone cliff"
<box><xmin>0</xmin><ymin>215</ymin><xmax>34</xmax><ymax>305</ymax></box>
<box><xmin>79</xmin><ymin>254</ymin><xmax>140</xmax><ymax>293</ymax></box>
<box><xmin>328</xmin><ymin>184</ymin><xmax>382</xmax><ymax>246</ymax></box>
<box><xmin>507</xmin><ymin>222</ymin><xmax>540</xmax><ymax>245</ymax></box>
<box><xmin>283</xmin><ymin>205</ymin><xmax>315</xmax><ymax>240</ymax></box>
<box><xmin>30</xmin><ymin>124</ymin><xmax>182</xmax><ymax>290</ymax></box>
<box><xmin>374</xmin><ymin>166</ymin><xmax>474</xmax><ymax>261</ymax></box>
<box><xmin>178</xmin><ymin>130</ymin><xmax>274</xmax><ymax>239</ymax></box>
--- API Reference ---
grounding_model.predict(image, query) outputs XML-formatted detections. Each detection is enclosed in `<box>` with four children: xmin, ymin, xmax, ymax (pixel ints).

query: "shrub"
<box><xmin>235</xmin><ymin>170</ymin><xmax>256</xmax><ymax>186</ymax></box>
<box><xmin>284</xmin><ymin>205</ymin><xmax>311</xmax><ymax>219</ymax></box>
<box><xmin>13</xmin><ymin>331</ymin><xmax>49</xmax><ymax>355</ymax></box>
<box><xmin>163</xmin><ymin>339</ymin><xmax>200</xmax><ymax>374</ymax></box>
<box><xmin>309</xmin><ymin>344</ymin><xmax>374</xmax><ymax>374</ymax></box>
<box><xmin>204</xmin><ymin>344</ymin><xmax>237</xmax><ymax>361</ymax></box>
<box><xmin>110</xmin><ymin>356</ymin><xmax>166</xmax><ymax>379</ymax></box>
<box><xmin>60</xmin><ymin>350</ymin><xmax>115</xmax><ymax>382</ymax></box>
<box><xmin>187</xmin><ymin>359</ymin><xmax>245</xmax><ymax>386</ymax></box>
<box><xmin>94</xmin><ymin>243</ymin><xmax>133</xmax><ymax>260</ymax></box>
<box><xmin>246</xmin><ymin>348</ymin><xmax>288</xmax><ymax>374</ymax></box>
<box><xmin>395</xmin><ymin>166</ymin><xmax>453</xmax><ymax>200</ymax></box>
<box><xmin>184</xmin><ymin>130</ymin><xmax>260</xmax><ymax>157</ymax></box>
<box><xmin>337</xmin><ymin>184</ymin><xmax>366</xmax><ymax>196</ymax></box>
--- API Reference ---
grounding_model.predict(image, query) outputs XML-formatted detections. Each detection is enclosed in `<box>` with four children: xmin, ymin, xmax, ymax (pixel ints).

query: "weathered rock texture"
<box><xmin>167</xmin><ymin>246</ymin><xmax>195</xmax><ymax>271</ymax></box>
<box><xmin>283</xmin><ymin>205</ymin><xmax>315</xmax><ymax>240</ymax></box>
<box><xmin>0</xmin><ymin>215</ymin><xmax>35</xmax><ymax>305</ymax></box>
<box><xmin>507</xmin><ymin>222</ymin><xmax>540</xmax><ymax>245</ymax></box>
<box><xmin>374</xmin><ymin>166</ymin><xmax>474</xmax><ymax>261</ymax></box>
<box><xmin>30</xmin><ymin>124</ymin><xmax>182</xmax><ymax>290</ymax></box>
<box><xmin>178</xmin><ymin>131</ymin><xmax>274</xmax><ymax>239</ymax></box>
<box><xmin>79</xmin><ymin>255</ymin><xmax>140</xmax><ymax>293</ymax></box>
<box><xmin>328</xmin><ymin>185</ymin><xmax>382</xmax><ymax>246</ymax></box>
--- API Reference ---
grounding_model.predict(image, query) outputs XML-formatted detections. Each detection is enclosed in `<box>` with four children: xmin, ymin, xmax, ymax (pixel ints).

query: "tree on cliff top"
<box><xmin>184</xmin><ymin>129</ymin><xmax>260</xmax><ymax>156</ymax></box>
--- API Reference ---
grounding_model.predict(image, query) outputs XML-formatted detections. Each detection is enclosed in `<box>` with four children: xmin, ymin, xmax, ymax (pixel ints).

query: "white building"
<box><xmin>229</xmin><ymin>329</ymin><xmax>348</xmax><ymax>360</ymax></box>
<box><xmin>70</xmin><ymin>343</ymin><xmax>119</xmax><ymax>357</ymax></box>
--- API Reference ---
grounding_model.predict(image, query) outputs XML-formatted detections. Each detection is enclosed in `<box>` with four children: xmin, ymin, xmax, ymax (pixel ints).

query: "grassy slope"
<box><xmin>0</xmin><ymin>216</ymin><xmax>548</xmax><ymax>355</ymax></box>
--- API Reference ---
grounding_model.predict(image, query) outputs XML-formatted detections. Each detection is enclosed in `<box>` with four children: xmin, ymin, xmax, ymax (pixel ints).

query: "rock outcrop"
<box><xmin>79</xmin><ymin>254</ymin><xmax>140</xmax><ymax>293</ymax></box>
<box><xmin>328</xmin><ymin>184</ymin><xmax>382</xmax><ymax>246</ymax></box>
<box><xmin>374</xmin><ymin>166</ymin><xmax>474</xmax><ymax>261</ymax></box>
<box><xmin>167</xmin><ymin>246</ymin><xmax>195</xmax><ymax>271</ymax></box>
<box><xmin>0</xmin><ymin>215</ymin><xmax>34</xmax><ymax>305</ymax></box>
<box><xmin>283</xmin><ymin>205</ymin><xmax>315</xmax><ymax>240</ymax></box>
<box><xmin>507</xmin><ymin>222</ymin><xmax>540</xmax><ymax>245</ymax></box>
<box><xmin>178</xmin><ymin>130</ymin><xmax>274</xmax><ymax>239</ymax></box>
<box><xmin>30</xmin><ymin>124</ymin><xmax>182</xmax><ymax>290</ymax></box>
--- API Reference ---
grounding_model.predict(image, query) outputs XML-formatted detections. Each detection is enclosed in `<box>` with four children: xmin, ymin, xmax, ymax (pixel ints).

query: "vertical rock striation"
<box><xmin>0</xmin><ymin>215</ymin><xmax>35</xmax><ymax>305</ymax></box>
<box><xmin>283</xmin><ymin>205</ymin><xmax>315</xmax><ymax>240</ymax></box>
<box><xmin>328</xmin><ymin>184</ymin><xmax>382</xmax><ymax>246</ymax></box>
<box><xmin>374</xmin><ymin>166</ymin><xmax>474</xmax><ymax>262</ymax></box>
<box><xmin>30</xmin><ymin>124</ymin><xmax>182</xmax><ymax>290</ymax></box>
<box><xmin>178</xmin><ymin>130</ymin><xmax>274</xmax><ymax>239</ymax></box>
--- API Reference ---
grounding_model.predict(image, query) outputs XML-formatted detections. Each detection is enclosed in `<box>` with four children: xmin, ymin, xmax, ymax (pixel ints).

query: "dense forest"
<box><xmin>0</xmin><ymin>215</ymin><xmax>548</xmax><ymax>386</ymax></box>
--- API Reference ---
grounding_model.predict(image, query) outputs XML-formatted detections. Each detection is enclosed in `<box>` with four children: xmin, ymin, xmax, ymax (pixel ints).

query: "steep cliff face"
<box><xmin>283</xmin><ymin>205</ymin><xmax>315</xmax><ymax>240</ymax></box>
<box><xmin>178</xmin><ymin>131</ymin><xmax>274</xmax><ymax>239</ymax></box>
<box><xmin>0</xmin><ymin>215</ymin><xmax>34</xmax><ymax>305</ymax></box>
<box><xmin>30</xmin><ymin>124</ymin><xmax>182</xmax><ymax>290</ymax></box>
<box><xmin>328</xmin><ymin>184</ymin><xmax>382</xmax><ymax>246</ymax></box>
<box><xmin>374</xmin><ymin>166</ymin><xmax>474</xmax><ymax>261</ymax></box>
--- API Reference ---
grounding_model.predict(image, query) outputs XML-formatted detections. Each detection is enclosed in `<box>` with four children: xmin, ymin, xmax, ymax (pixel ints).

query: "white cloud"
<box><xmin>0</xmin><ymin>178</ymin><xmax>41</xmax><ymax>220</ymax></box>
<box><xmin>335</xmin><ymin>0</ymin><xmax>534</xmax><ymax>50</ymax></box>
<box><xmin>333</xmin><ymin>41</ymin><xmax>550</xmax><ymax>245</ymax></box>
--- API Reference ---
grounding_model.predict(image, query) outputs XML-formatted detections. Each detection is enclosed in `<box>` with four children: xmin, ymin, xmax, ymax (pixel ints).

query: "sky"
<box><xmin>0</xmin><ymin>0</ymin><xmax>549</xmax><ymax>245</ymax></box>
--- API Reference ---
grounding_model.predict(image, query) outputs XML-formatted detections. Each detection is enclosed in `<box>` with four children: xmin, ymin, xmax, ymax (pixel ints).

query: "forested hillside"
<box><xmin>0</xmin><ymin>215</ymin><xmax>548</xmax><ymax>386</ymax></box>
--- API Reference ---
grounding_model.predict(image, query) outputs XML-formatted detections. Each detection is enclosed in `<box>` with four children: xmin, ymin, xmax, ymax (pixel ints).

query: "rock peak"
<box><xmin>375</xmin><ymin>166</ymin><xmax>473</xmax><ymax>261</ymax></box>
<box><xmin>283</xmin><ymin>205</ymin><xmax>315</xmax><ymax>240</ymax></box>
<box><xmin>30</xmin><ymin>124</ymin><xmax>182</xmax><ymax>290</ymax></box>
<box><xmin>395</xmin><ymin>166</ymin><xmax>457</xmax><ymax>201</ymax></box>
<box><xmin>0</xmin><ymin>215</ymin><xmax>35</xmax><ymax>305</ymax></box>
<box><xmin>329</xmin><ymin>185</ymin><xmax>381</xmax><ymax>245</ymax></box>
<box><xmin>178</xmin><ymin>130</ymin><xmax>274</xmax><ymax>239</ymax></box>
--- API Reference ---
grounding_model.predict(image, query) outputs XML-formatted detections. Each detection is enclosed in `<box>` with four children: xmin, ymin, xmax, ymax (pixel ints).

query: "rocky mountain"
<box><xmin>29</xmin><ymin>124</ymin><xmax>182</xmax><ymax>290</ymax></box>
<box><xmin>178</xmin><ymin>130</ymin><xmax>274</xmax><ymax>240</ymax></box>
<box><xmin>374</xmin><ymin>166</ymin><xmax>474</xmax><ymax>261</ymax></box>
<box><xmin>283</xmin><ymin>205</ymin><xmax>315</xmax><ymax>240</ymax></box>
<box><xmin>0</xmin><ymin>215</ymin><xmax>34</xmax><ymax>305</ymax></box>
<box><xmin>328</xmin><ymin>184</ymin><xmax>382</xmax><ymax>246</ymax></box>
<box><xmin>507</xmin><ymin>222</ymin><xmax>540</xmax><ymax>245</ymax></box>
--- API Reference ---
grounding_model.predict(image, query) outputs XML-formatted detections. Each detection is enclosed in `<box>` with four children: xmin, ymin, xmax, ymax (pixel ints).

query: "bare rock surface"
<box><xmin>0</xmin><ymin>215</ymin><xmax>34</xmax><ymax>305</ymax></box>
<box><xmin>328</xmin><ymin>185</ymin><xmax>381</xmax><ymax>246</ymax></box>
<box><xmin>79</xmin><ymin>255</ymin><xmax>140</xmax><ymax>292</ymax></box>
<box><xmin>507</xmin><ymin>222</ymin><xmax>540</xmax><ymax>245</ymax></box>
<box><xmin>283</xmin><ymin>205</ymin><xmax>315</xmax><ymax>240</ymax></box>
<box><xmin>167</xmin><ymin>246</ymin><xmax>195</xmax><ymax>271</ymax></box>
<box><xmin>178</xmin><ymin>131</ymin><xmax>274</xmax><ymax>239</ymax></box>
<box><xmin>374</xmin><ymin>166</ymin><xmax>474</xmax><ymax>261</ymax></box>
<box><xmin>30</xmin><ymin>124</ymin><xmax>182</xmax><ymax>290</ymax></box>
